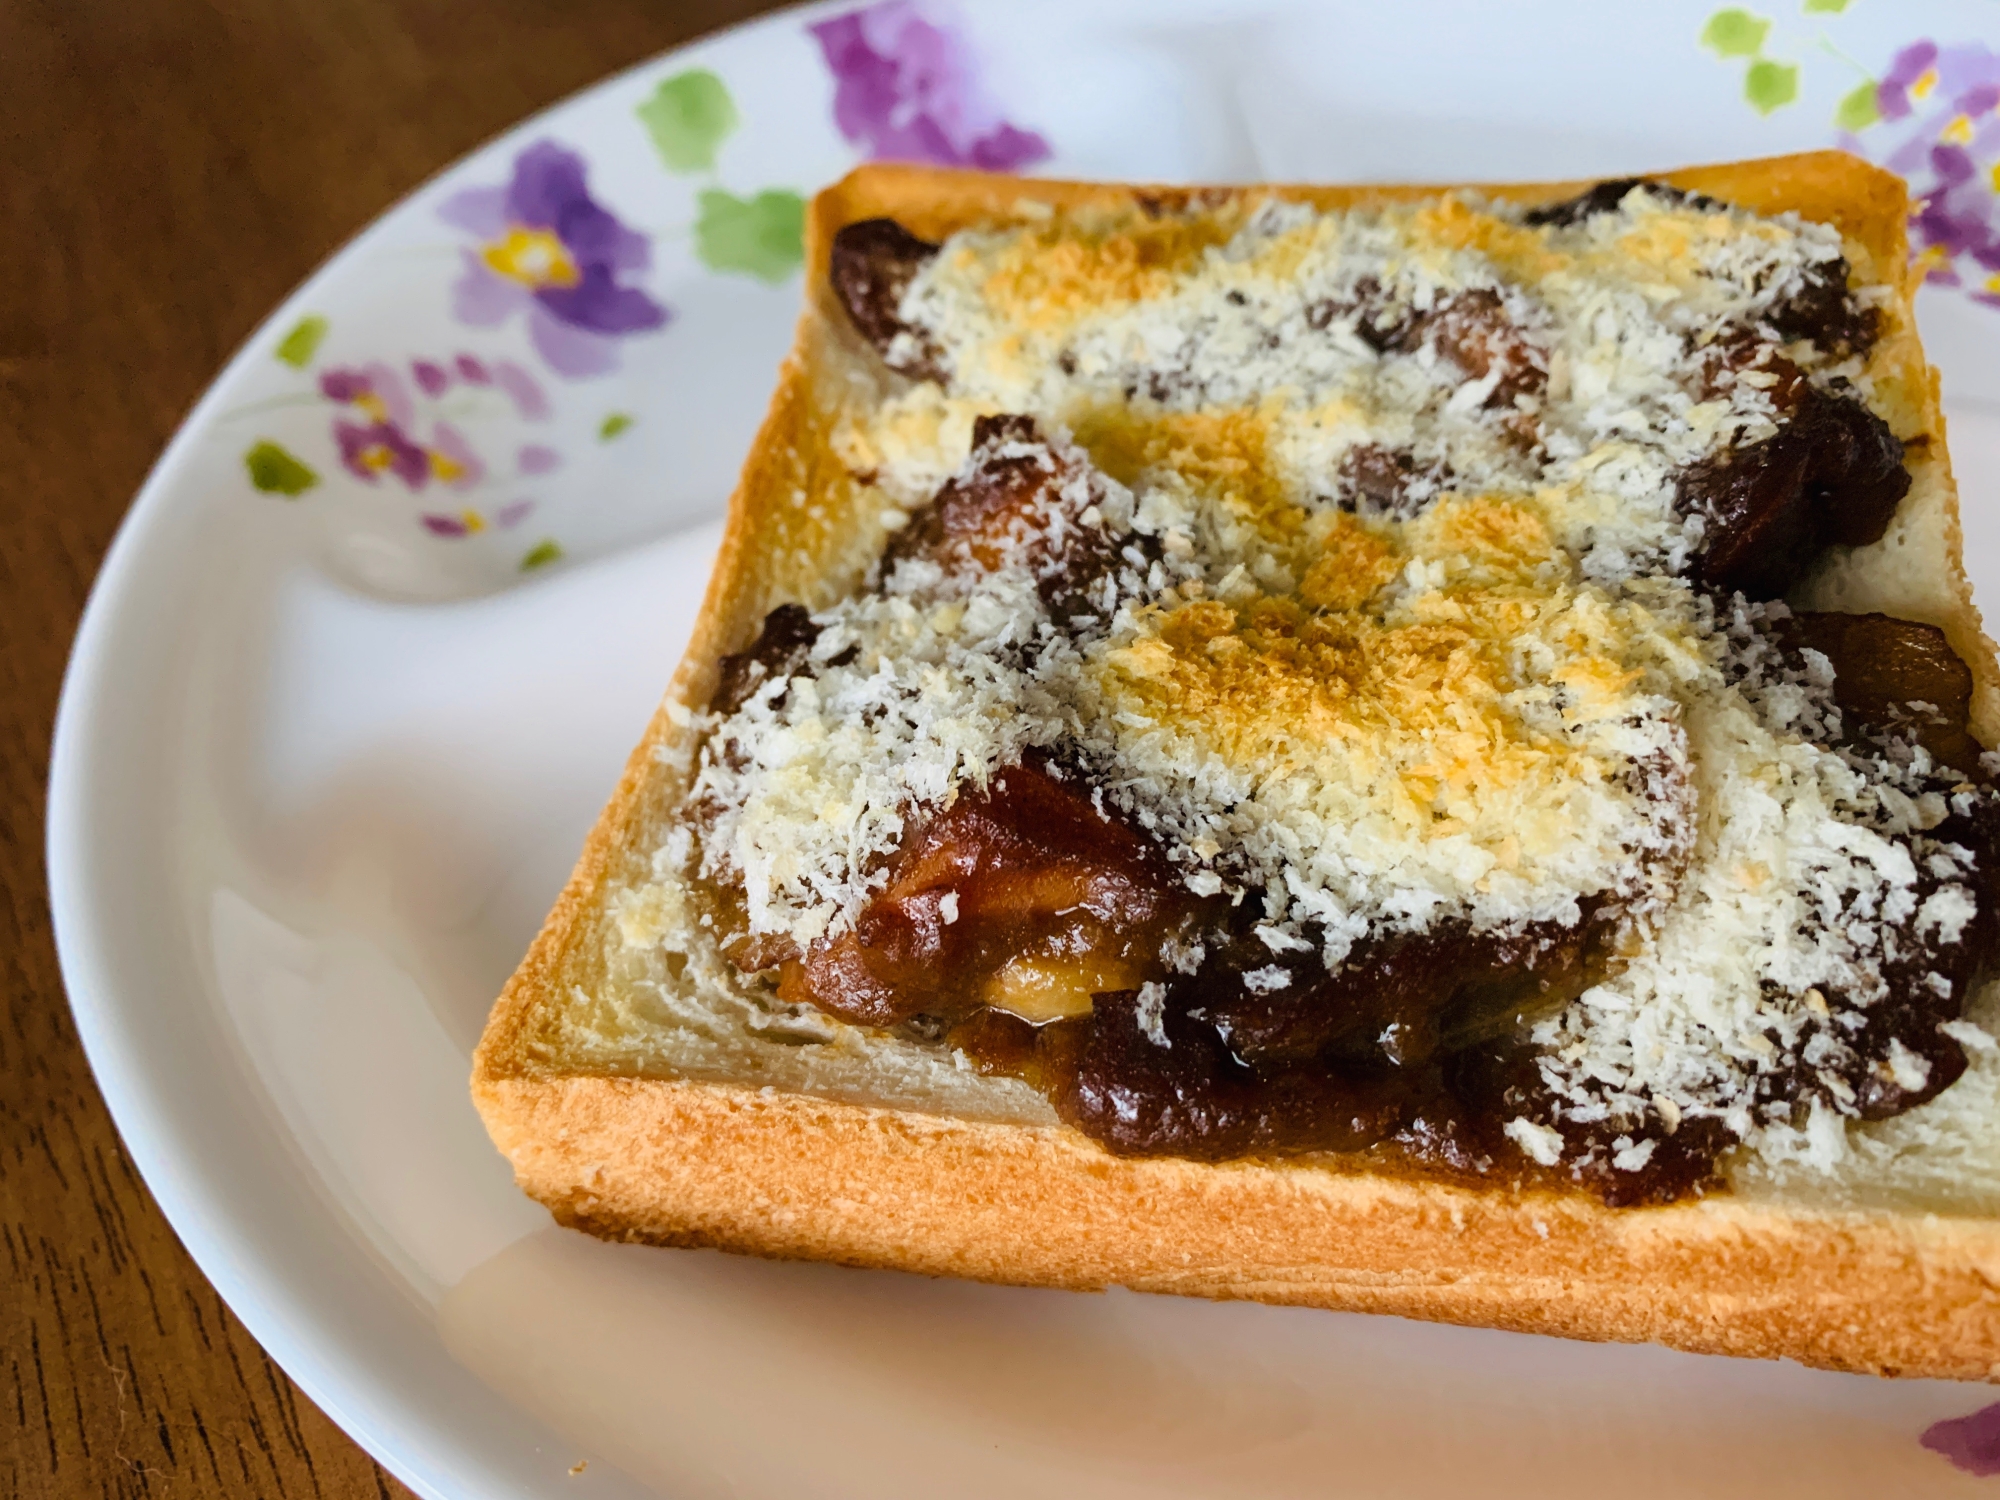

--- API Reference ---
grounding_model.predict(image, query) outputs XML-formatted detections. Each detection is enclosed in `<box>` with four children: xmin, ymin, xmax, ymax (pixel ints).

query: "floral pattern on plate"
<box><xmin>232</xmin><ymin>16</ymin><xmax>1049</xmax><ymax>590</ymax></box>
<box><xmin>810</xmin><ymin>0</ymin><xmax>1050</xmax><ymax>170</ymax></box>
<box><xmin>242</xmin><ymin>332</ymin><xmax>563</xmax><ymax>566</ymax></box>
<box><xmin>637</xmin><ymin>66</ymin><xmax>812</xmax><ymax>283</ymax></box>
<box><xmin>1700</xmin><ymin>7</ymin><xmax>2000</xmax><ymax>306</ymax></box>
<box><xmin>440</xmin><ymin>140</ymin><xmax>671</xmax><ymax>378</ymax></box>
<box><xmin>1849</xmin><ymin>41</ymin><xmax>2000</xmax><ymax>307</ymax></box>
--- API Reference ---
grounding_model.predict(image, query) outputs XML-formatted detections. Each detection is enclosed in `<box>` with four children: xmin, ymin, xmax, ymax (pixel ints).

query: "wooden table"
<box><xmin>2</xmin><ymin>4</ymin><xmax>777</xmax><ymax>1494</ymax></box>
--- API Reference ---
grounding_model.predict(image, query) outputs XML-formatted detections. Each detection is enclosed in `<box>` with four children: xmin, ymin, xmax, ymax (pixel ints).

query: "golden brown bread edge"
<box><xmin>473</xmin><ymin>152</ymin><xmax>2000</xmax><ymax>1381</ymax></box>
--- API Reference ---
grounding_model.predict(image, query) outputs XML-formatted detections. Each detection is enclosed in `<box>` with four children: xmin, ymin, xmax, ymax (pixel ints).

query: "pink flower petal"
<box><xmin>528</xmin><ymin>303</ymin><xmax>618</xmax><ymax>378</ymax></box>
<box><xmin>360</xmin><ymin>360</ymin><xmax>416</xmax><ymax>429</ymax></box>
<box><xmin>453</xmin><ymin>250</ymin><xmax>527</xmax><ymax>327</ymax></box>
<box><xmin>437</xmin><ymin>183</ymin><xmax>508</xmax><ymax>239</ymax></box>
<box><xmin>1924</xmin><ymin>1402</ymin><xmax>2000</xmax><ymax>1475</ymax></box>
<box><xmin>494</xmin><ymin>359</ymin><xmax>552</xmax><ymax>420</ymax></box>
<box><xmin>430</xmin><ymin>421</ymin><xmax>487</xmax><ymax>488</ymax></box>
<box><xmin>412</xmin><ymin>359</ymin><xmax>450</xmax><ymax>397</ymax></box>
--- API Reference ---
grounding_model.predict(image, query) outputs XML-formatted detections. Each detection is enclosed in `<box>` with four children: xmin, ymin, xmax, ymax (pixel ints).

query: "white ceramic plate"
<box><xmin>48</xmin><ymin>1</ymin><xmax>2000</xmax><ymax>1495</ymax></box>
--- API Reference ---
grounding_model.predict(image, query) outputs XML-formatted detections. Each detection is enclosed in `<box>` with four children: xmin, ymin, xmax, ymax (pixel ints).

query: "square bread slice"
<box><xmin>473</xmin><ymin>152</ymin><xmax>2000</xmax><ymax>1380</ymax></box>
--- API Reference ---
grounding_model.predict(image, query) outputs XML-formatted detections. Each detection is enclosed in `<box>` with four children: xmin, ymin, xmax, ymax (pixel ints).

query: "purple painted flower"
<box><xmin>335</xmin><ymin>419</ymin><xmax>430</xmax><ymax>488</ymax></box>
<box><xmin>1877</xmin><ymin>41</ymin><xmax>1940</xmax><ymax>122</ymax></box>
<box><xmin>809</xmin><ymin>2</ymin><xmax>1050</xmax><ymax>172</ymax></box>
<box><xmin>311</xmin><ymin>350</ymin><xmax>555</xmax><ymax>538</ymax></box>
<box><xmin>439</xmin><ymin>139</ymin><xmax>669</xmax><ymax>378</ymax></box>
<box><xmin>321</xmin><ymin>362</ymin><xmax>494</xmax><ymax>491</ymax></box>
<box><xmin>319</xmin><ymin>362</ymin><xmax>414</xmax><ymax>429</ymax></box>
<box><xmin>1844</xmin><ymin>40</ymin><xmax>2000</xmax><ymax>308</ymax></box>
<box><xmin>1923</xmin><ymin>1402</ymin><xmax>2000</xmax><ymax>1475</ymax></box>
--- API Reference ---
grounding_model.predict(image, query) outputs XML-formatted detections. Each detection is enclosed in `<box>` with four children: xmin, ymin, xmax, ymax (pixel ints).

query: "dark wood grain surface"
<box><xmin>1</xmin><ymin>4</ymin><xmax>777</xmax><ymax>1495</ymax></box>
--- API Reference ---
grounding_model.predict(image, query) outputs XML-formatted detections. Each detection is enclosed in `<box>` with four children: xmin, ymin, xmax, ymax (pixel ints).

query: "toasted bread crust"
<box><xmin>473</xmin><ymin>152</ymin><xmax>2000</xmax><ymax>1380</ymax></box>
<box><xmin>476</xmin><ymin>1073</ymin><xmax>2000</xmax><ymax>1380</ymax></box>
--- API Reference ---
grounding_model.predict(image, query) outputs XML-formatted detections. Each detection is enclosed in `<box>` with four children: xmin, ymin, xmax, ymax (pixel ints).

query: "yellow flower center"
<box><xmin>481</xmin><ymin>226</ymin><xmax>580</xmax><ymax>290</ymax></box>
<box><xmin>354</xmin><ymin>392</ymin><xmax>390</xmax><ymax>423</ymax></box>
<box><xmin>430</xmin><ymin>449</ymin><xmax>467</xmax><ymax>483</ymax></box>
<box><xmin>460</xmin><ymin>510</ymin><xmax>486</xmax><ymax>534</ymax></box>
<box><xmin>1941</xmin><ymin>113</ymin><xmax>1975</xmax><ymax>147</ymax></box>
<box><xmin>1912</xmin><ymin>67</ymin><xmax>1940</xmax><ymax>102</ymax></box>
<box><xmin>357</xmin><ymin>442</ymin><xmax>396</xmax><ymax>472</ymax></box>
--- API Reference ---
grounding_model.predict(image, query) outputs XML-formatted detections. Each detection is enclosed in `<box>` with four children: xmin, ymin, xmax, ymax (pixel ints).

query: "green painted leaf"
<box><xmin>638</xmin><ymin>69</ymin><xmax>739</xmax><ymax>172</ymax></box>
<box><xmin>1835</xmin><ymin>79</ymin><xmax>1881</xmax><ymax>129</ymax></box>
<box><xmin>694</xmin><ymin>188</ymin><xmax>806</xmax><ymax>282</ymax></box>
<box><xmin>520</xmin><ymin>539</ymin><xmax>564</xmax><ymax>571</ymax></box>
<box><xmin>1745</xmin><ymin>58</ymin><xmax>1800</xmax><ymax>112</ymax></box>
<box><xmin>1802</xmin><ymin>0</ymin><xmax>1851</xmax><ymax>12</ymax></box>
<box><xmin>245</xmin><ymin>440</ymin><xmax>318</xmax><ymax>496</ymax></box>
<box><xmin>275</xmin><ymin>315</ymin><xmax>328</xmax><ymax>368</ymax></box>
<box><xmin>599</xmin><ymin>412</ymin><xmax>635</xmax><ymax>441</ymax></box>
<box><xmin>1701</xmin><ymin>8</ymin><xmax>1770</xmax><ymax>57</ymax></box>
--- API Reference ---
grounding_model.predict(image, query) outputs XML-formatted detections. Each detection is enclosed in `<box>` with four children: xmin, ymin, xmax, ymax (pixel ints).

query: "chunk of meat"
<box><xmin>1414</xmin><ymin>288</ymin><xmax>1549</xmax><ymax>412</ymax></box>
<box><xmin>1310</xmin><ymin>284</ymin><xmax>1548</xmax><ymax>419</ymax></box>
<box><xmin>1692</xmin><ymin>333</ymin><xmax>1808</xmax><ymax>417</ymax></box>
<box><xmin>776</xmin><ymin>758</ymin><xmax>1203</xmax><ymax>1027</ymax></box>
<box><xmin>1310</xmin><ymin>283</ymin><xmax>1546</xmax><ymax>433</ymax></box>
<box><xmin>1834</xmin><ymin>793</ymin><xmax>2000</xmax><ymax>1117</ymax></box>
<box><xmin>1406</xmin><ymin>1040</ymin><xmax>1735</xmax><ymax>1207</ymax></box>
<box><xmin>1521</xmin><ymin>177</ymin><xmax>1723</xmax><ymax>228</ymax></box>
<box><xmin>1764</xmin><ymin>259</ymin><xmax>1878</xmax><ymax>357</ymax></box>
<box><xmin>828</xmin><ymin>218</ymin><xmax>944</xmax><ymax>378</ymax></box>
<box><xmin>1781</xmin><ymin>611</ymin><xmax>1980</xmax><ymax>772</ymax></box>
<box><xmin>1193</xmin><ymin>905</ymin><xmax>1615</xmax><ymax>1070</ymax></box>
<box><xmin>712</xmin><ymin>603</ymin><xmax>823</xmax><ymax>715</ymax></box>
<box><xmin>1051</xmin><ymin>989</ymin><xmax>1420</xmax><ymax>1160</ymax></box>
<box><xmin>1677</xmin><ymin>387</ymin><xmax>1909</xmax><ymax>598</ymax></box>
<box><xmin>1751</xmin><ymin>780</ymin><xmax>2000</xmax><ymax>1123</ymax></box>
<box><xmin>1305</xmin><ymin>277</ymin><xmax>1418</xmax><ymax>354</ymax></box>
<box><xmin>1332</xmin><ymin>444</ymin><xmax>1450</xmax><ymax>519</ymax></box>
<box><xmin>885</xmin><ymin>414</ymin><xmax>1127</xmax><ymax>620</ymax></box>
<box><xmin>883</xmin><ymin>414</ymin><xmax>1045</xmax><ymax>574</ymax></box>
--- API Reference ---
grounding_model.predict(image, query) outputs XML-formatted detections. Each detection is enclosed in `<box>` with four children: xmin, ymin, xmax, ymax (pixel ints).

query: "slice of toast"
<box><xmin>473</xmin><ymin>152</ymin><xmax>2000</xmax><ymax>1380</ymax></box>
